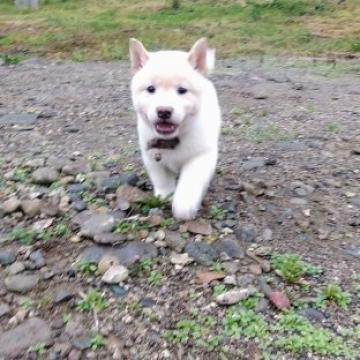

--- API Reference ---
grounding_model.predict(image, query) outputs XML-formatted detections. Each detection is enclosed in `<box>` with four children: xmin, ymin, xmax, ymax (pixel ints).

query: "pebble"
<box><xmin>170</xmin><ymin>252</ymin><xmax>193</xmax><ymax>265</ymax></box>
<box><xmin>62</xmin><ymin>160</ymin><xmax>90</xmax><ymax>175</ymax></box>
<box><xmin>32</xmin><ymin>166</ymin><xmax>59</xmax><ymax>185</ymax></box>
<box><xmin>7</xmin><ymin>261</ymin><xmax>25</xmax><ymax>275</ymax></box>
<box><xmin>164</xmin><ymin>230</ymin><xmax>187</xmax><ymax>252</ymax></box>
<box><xmin>53</xmin><ymin>288</ymin><xmax>74</xmax><ymax>304</ymax></box>
<box><xmin>235</xmin><ymin>224</ymin><xmax>257</xmax><ymax>242</ymax></box>
<box><xmin>1</xmin><ymin>197</ymin><xmax>21</xmax><ymax>213</ymax></box>
<box><xmin>213</xmin><ymin>238</ymin><xmax>244</xmax><ymax>259</ymax></box>
<box><xmin>185</xmin><ymin>219</ymin><xmax>213</xmax><ymax>235</ymax></box>
<box><xmin>351</xmin><ymin>197</ymin><xmax>360</xmax><ymax>208</ymax></box>
<box><xmin>249</xmin><ymin>263</ymin><xmax>262</xmax><ymax>275</ymax></box>
<box><xmin>4</xmin><ymin>274</ymin><xmax>39</xmax><ymax>293</ymax></box>
<box><xmin>98</xmin><ymin>255</ymin><xmax>119</xmax><ymax>274</ymax></box>
<box><xmin>0</xmin><ymin>303</ymin><xmax>11</xmax><ymax>318</ymax></box>
<box><xmin>0</xmin><ymin>317</ymin><xmax>51</xmax><ymax>358</ymax></box>
<box><xmin>79</xmin><ymin>242</ymin><xmax>158</xmax><ymax>266</ymax></box>
<box><xmin>102</xmin><ymin>265</ymin><xmax>129</xmax><ymax>284</ymax></box>
<box><xmin>29</xmin><ymin>249</ymin><xmax>46</xmax><ymax>269</ymax></box>
<box><xmin>110</xmin><ymin>285</ymin><xmax>127</xmax><ymax>298</ymax></box>
<box><xmin>242</xmin><ymin>158</ymin><xmax>266</xmax><ymax>170</ymax></box>
<box><xmin>216</xmin><ymin>287</ymin><xmax>257</xmax><ymax>305</ymax></box>
<box><xmin>20</xmin><ymin>199</ymin><xmax>41</xmax><ymax>217</ymax></box>
<box><xmin>298</xmin><ymin>308</ymin><xmax>326</xmax><ymax>322</ymax></box>
<box><xmin>185</xmin><ymin>241</ymin><xmax>218</xmax><ymax>265</ymax></box>
<box><xmin>0</xmin><ymin>249</ymin><xmax>16</xmax><ymax>265</ymax></box>
<box><xmin>262</xmin><ymin>228</ymin><xmax>273</xmax><ymax>241</ymax></box>
<box><xmin>93</xmin><ymin>232</ymin><xmax>127</xmax><ymax>245</ymax></box>
<box><xmin>116</xmin><ymin>184</ymin><xmax>147</xmax><ymax>203</ymax></box>
<box><xmin>80</xmin><ymin>212</ymin><xmax>115</xmax><ymax>238</ymax></box>
<box><xmin>72</xmin><ymin>337</ymin><xmax>91</xmax><ymax>350</ymax></box>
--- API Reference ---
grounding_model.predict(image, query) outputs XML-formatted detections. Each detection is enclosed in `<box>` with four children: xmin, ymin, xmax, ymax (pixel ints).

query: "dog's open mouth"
<box><xmin>155</xmin><ymin>121</ymin><xmax>178</xmax><ymax>135</ymax></box>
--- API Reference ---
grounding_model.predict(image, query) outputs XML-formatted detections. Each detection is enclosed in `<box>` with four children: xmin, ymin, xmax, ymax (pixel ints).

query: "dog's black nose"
<box><xmin>157</xmin><ymin>106</ymin><xmax>173</xmax><ymax>120</ymax></box>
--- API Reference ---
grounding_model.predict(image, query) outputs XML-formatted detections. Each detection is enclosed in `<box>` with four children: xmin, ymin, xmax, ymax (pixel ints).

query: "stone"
<box><xmin>0</xmin><ymin>303</ymin><xmax>11</xmax><ymax>317</ymax></box>
<box><xmin>170</xmin><ymin>252</ymin><xmax>193</xmax><ymax>265</ymax></box>
<box><xmin>164</xmin><ymin>231</ymin><xmax>187</xmax><ymax>252</ymax></box>
<box><xmin>216</xmin><ymin>287</ymin><xmax>257</xmax><ymax>305</ymax></box>
<box><xmin>32</xmin><ymin>167</ymin><xmax>59</xmax><ymax>185</ymax></box>
<box><xmin>80</xmin><ymin>212</ymin><xmax>115</xmax><ymax>238</ymax></box>
<box><xmin>262</xmin><ymin>228</ymin><xmax>273</xmax><ymax>241</ymax></box>
<box><xmin>102</xmin><ymin>265</ymin><xmax>129</xmax><ymax>284</ymax></box>
<box><xmin>29</xmin><ymin>249</ymin><xmax>45</xmax><ymax>269</ymax></box>
<box><xmin>64</xmin><ymin>315</ymin><xmax>86</xmax><ymax>338</ymax></box>
<box><xmin>249</xmin><ymin>264</ymin><xmax>262</xmax><ymax>275</ymax></box>
<box><xmin>235</xmin><ymin>225</ymin><xmax>257</xmax><ymax>242</ymax></box>
<box><xmin>79</xmin><ymin>242</ymin><xmax>157</xmax><ymax>266</ymax></box>
<box><xmin>20</xmin><ymin>199</ymin><xmax>41</xmax><ymax>217</ymax></box>
<box><xmin>1</xmin><ymin>197</ymin><xmax>21</xmax><ymax>214</ymax></box>
<box><xmin>62</xmin><ymin>161</ymin><xmax>90</xmax><ymax>176</ymax></box>
<box><xmin>71</xmin><ymin>200</ymin><xmax>87</xmax><ymax>212</ymax></box>
<box><xmin>7</xmin><ymin>261</ymin><xmax>25</xmax><ymax>275</ymax></box>
<box><xmin>0</xmin><ymin>317</ymin><xmax>51</xmax><ymax>357</ymax></box>
<box><xmin>298</xmin><ymin>308</ymin><xmax>326</xmax><ymax>322</ymax></box>
<box><xmin>213</xmin><ymin>238</ymin><xmax>244</xmax><ymax>258</ymax></box>
<box><xmin>53</xmin><ymin>288</ymin><xmax>74</xmax><ymax>304</ymax></box>
<box><xmin>242</xmin><ymin>158</ymin><xmax>266</xmax><ymax>170</ymax></box>
<box><xmin>0</xmin><ymin>113</ymin><xmax>38</xmax><ymax>126</ymax></box>
<box><xmin>67</xmin><ymin>183</ymin><xmax>86</xmax><ymax>194</ymax></box>
<box><xmin>351</xmin><ymin>197</ymin><xmax>360</xmax><ymax>208</ymax></box>
<box><xmin>0</xmin><ymin>250</ymin><xmax>16</xmax><ymax>265</ymax></box>
<box><xmin>72</xmin><ymin>337</ymin><xmax>91</xmax><ymax>351</ymax></box>
<box><xmin>184</xmin><ymin>241</ymin><xmax>218</xmax><ymax>265</ymax></box>
<box><xmin>185</xmin><ymin>219</ymin><xmax>213</xmax><ymax>235</ymax></box>
<box><xmin>98</xmin><ymin>255</ymin><xmax>119</xmax><ymax>274</ymax></box>
<box><xmin>93</xmin><ymin>232</ymin><xmax>127</xmax><ymax>245</ymax></box>
<box><xmin>4</xmin><ymin>274</ymin><xmax>39</xmax><ymax>293</ymax></box>
<box><xmin>116</xmin><ymin>184</ymin><xmax>147</xmax><ymax>203</ymax></box>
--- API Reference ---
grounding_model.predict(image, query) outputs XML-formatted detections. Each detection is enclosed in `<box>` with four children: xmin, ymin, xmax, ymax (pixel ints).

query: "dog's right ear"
<box><xmin>129</xmin><ymin>38</ymin><xmax>149</xmax><ymax>73</ymax></box>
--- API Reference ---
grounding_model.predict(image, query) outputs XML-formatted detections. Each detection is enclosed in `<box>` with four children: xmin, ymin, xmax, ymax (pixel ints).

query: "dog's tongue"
<box><xmin>155</xmin><ymin>122</ymin><xmax>177</xmax><ymax>134</ymax></box>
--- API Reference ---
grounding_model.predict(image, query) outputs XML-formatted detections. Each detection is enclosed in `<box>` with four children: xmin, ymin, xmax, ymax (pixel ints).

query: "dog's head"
<box><xmin>129</xmin><ymin>38</ymin><xmax>215</xmax><ymax>138</ymax></box>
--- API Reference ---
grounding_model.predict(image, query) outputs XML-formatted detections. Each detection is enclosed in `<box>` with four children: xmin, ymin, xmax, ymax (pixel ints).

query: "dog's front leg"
<box><xmin>144</xmin><ymin>156</ymin><xmax>176</xmax><ymax>199</ymax></box>
<box><xmin>172</xmin><ymin>153</ymin><xmax>217</xmax><ymax>220</ymax></box>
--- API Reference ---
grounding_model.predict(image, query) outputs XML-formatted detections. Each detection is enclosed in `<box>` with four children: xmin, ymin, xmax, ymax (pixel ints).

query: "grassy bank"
<box><xmin>0</xmin><ymin>0</ymin><xmax>359</xmax><ymax>61</ymax></box>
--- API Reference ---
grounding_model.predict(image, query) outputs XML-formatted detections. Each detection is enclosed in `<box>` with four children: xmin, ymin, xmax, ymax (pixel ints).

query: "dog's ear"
<box><xmin>129</xmin><ymin>38</ymin><xmax>149</xmax><ymax>73</ymax></box>
<box><xmin>188</xmin><ymin>38</ymin><xmax>211</xmax><ymax>76</ymax></box>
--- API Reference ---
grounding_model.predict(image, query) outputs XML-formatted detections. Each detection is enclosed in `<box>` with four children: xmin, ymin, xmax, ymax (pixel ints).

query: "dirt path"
<box><xmin>0</xmin><ymin>58</ymin><xmax>360</xmax><ymax>359</ymax></box>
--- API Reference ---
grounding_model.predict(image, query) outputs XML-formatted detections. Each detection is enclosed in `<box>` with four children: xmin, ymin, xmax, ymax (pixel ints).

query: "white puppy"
<box><xmin>129</xmin><ymin>38</ymin><xmax>221</xmax><ymax>220</ymax></box>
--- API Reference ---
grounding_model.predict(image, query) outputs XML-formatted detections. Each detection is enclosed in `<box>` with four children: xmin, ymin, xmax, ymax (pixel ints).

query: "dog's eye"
<box><xmin>146</xmin><ymin>86</ymin><xmax>156</xmax><ymax>94</ymax></box>
<box><xmin>177</xmin><ymin>87</ymin><xmax>188</xmax><ymax>95</ymax></box>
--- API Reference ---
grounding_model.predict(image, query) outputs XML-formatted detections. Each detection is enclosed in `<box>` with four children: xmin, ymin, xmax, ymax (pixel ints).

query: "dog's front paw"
<box><xmin>172</xmin><ymin>199</ymin><xmax>199</xmax><ymax>220</ymax></box>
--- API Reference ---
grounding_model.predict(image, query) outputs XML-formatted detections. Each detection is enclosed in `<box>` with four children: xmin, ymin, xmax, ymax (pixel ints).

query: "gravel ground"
<box><xmin>0</xmin><ymin>57</ymin><xmax>360</xmax><ymax>360</ymax></box>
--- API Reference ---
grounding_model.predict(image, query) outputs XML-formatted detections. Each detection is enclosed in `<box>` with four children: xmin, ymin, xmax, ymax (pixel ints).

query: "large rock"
<box><xmin>102</xmin><ymin>265</ymin><xmax>129</xmax><ymax>284</ymax></box>
<box><xmin>80</xmin><ymin>213</ymin><xmax>115</xmax><ymax>238</ymax></box>
<box><xmin>79</xmin><ymin>241</ymin><xmax>157</xmax><ymax>266</ymax></box>
<box><xmin>20</xmin><ymin>199</ymin><xmax>41</xmax><ymax>217</ymax></box>
<box><xmin>0</xmin><ymin>317</ymin><xmax>51</xmax><ymax>357</ymax></box>
<box><xmin>4</xmin><ymin>274</ymin><xmax>39</xmax><ymax>293</ymax></box>
<box><xmin>116</xmin><ymin>184</ymin><xmax>147</xmax><ymax>203</ymax></box>
<box><xmin>32</xmin><ymin>167</ymin><xmax>59</xmax><ymax>185</ymax></box>
<box><xmin>1</xmin><ymin>197</ymin><xmax>21</xmax><ymax>214</ymax></box>
<box><xmin>0</xmin><ymin>250</ymin><xmax>16</xmax><ymax>265</ymax></box>
<box><xmin>184</xmin><ymin>241</ymin><xmax>218</xmax><ymax>265</ymax></box>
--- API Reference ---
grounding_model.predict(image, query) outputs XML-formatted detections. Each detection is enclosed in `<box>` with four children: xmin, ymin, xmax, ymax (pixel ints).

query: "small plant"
<box><xmin>324</xmin><ymin>122</ymin><xmax>339</xmax><ymax>133</ymax></box>
<box><xmin>209</xmin><ymin>205</ymin><xmax>227</xmax><ymax>220</ymax></box>
<box><xmin>76</xmin><ymin>290</ymin><xmax>108</xmax><ymax>312</ymax></box>
<box><xmin>62</xmin><ymin>313</ymin><xmax>72</xmax><ymax>323</ymax></box>
<box><xmin>80</xmin><ymin>191</ymin><xmax>106</xmax><ymax>207</ymax></box>
<box><xmin>12</xmin><ymin>167</ymin><xmax>30</xmax><ymax>182</ymax></box>
<box><xmin>148</xmin><ymin>270</ymin><xmax>162</xmax><ymax>286</ymax></box>
<box><xmin>135</xmin><ymin>195</ymin><xmax>168</xmax><ymax>215</ymax></box>
<box><xmin>271</xmin><ymin>253</ymin><xmax>321</xmax><ymax>284</ymax></box>
<box><xmin>113</xmin><ymin>219</ymin><xmax>150</xmax><ymax>234</ymax></box>
<box><xmin>131</xmin><ymin>257</ymin><xmax>155</xmax><ymax>276</ymax></box>
<box><xmin>30</xmin><ymin>342</ymin><xmax>46</xmax><ymax>355</ymax></box>
<box><xmin>77</xmin><ymin>260</ymin><xmax>97</xmax><ymax>274</ymax></box>
<box><xmin>51</xmin><ymin>223</ymin><xmax>71</xmax><ymax>238</ymax></box>
<box><xmin>19</xmin><ymin>297</ymin><xmax>33</xmax><ymax>310</ymax></box>
<box><xmin>316</xmin><ymin>284</ymin><xmax>351</xmax><ymax>310</ymax></box>
<box><xmin>211</xmin><ymin>261</ymin><xmax>223</xmax><ymax>272</ymax></box>
<box><xmin>8</xmin><ymin>227</ymin><xmax>41</xmax><ymax>245</ymax></box>
<box><xmin>212</xmin><ymin>284</ymin><xmax>227</xmax><ymax>297</ymax></box>
<box><xmin>89</xmin><ymin>334</ymin><xmax>105</xmax><ymax>350</ymax></box>
<box><xmin>1</xmin><ymin>54</ymin><xmax>23</xmax><ymax>65</ymax></box>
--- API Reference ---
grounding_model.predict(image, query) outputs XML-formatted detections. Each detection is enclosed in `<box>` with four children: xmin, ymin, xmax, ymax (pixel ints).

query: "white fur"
<box><xmin>129</xmin><ymin>39</ymin><xmax>221</xmax><ymax>220</ymax></box>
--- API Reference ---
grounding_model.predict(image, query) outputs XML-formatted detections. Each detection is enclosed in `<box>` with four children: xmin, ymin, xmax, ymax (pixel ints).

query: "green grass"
<box><xmin>76</xmin><ymin>289</ymin><xmax>108</xmax><ymax>312</ymax></box>
<box><xmin>113</xmin><ymin>219</ymin><xmax>150</xmax><ymax>234</ymax></box>
<box><xmin>30</xmin><ymin>342</ymin><xmax>46</xmax><ymax>355</ymax></box>
<box><xmin>271</xmin><ymin>253</ymin><xmax>322</xmax><ymax>284</ymax></box>
<box><xmin>316</xmin><ymin>283</ymin><xmax>351</xmax><ymax>310</ymax></box>
<box><xmin>0</xmin><ymin>0</ymin><xmax>359</xmax><ymax>60</ymax></box>
<box><xmin>77</xmin><ymin>259</ymin><xmax>97</xmax><ymax>274</ymax></box>
<box><xmin>89</xmin><ymin>334</ymin><xmax>105</xmax><ymax>350</ymax></box>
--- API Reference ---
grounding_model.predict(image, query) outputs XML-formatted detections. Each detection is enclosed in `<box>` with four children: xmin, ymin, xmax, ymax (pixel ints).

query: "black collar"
<box><xmin>147</xmin><ymin>137</ymin><xmax>180</xmax><ymax>150</ymax></box>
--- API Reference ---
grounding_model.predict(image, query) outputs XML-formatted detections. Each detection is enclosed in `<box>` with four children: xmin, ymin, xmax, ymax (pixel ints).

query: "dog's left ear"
<box><xmin>129</xmin><ymin>38</ymin><xmax>149</xmax><ymax>73</ymax></box>
<box><xmin>188</xmin><ymin>38</ymin><xmax>214</xmax><ymax>76</ymax></box>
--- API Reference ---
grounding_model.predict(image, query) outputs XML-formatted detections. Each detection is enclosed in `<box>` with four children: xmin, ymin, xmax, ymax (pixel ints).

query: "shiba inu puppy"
<box><xmin>129</xmin><ymin>38</ymin><xmax>221</xmax><ymax>220</ymax></box>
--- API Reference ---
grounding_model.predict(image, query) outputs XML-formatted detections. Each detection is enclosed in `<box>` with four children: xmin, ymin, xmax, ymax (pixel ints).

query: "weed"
<box><xmin>210</xmin><ymin>261</ymin><xmax>223</xmax><ymax>273</ymax></box>
<box><xmin>8</xmin><ymin>227</ymin><xmax>40</xmax><ymax>245</ymax></box>
<box><xmin>324</xmin><ymin>122</ymin><xmax>339</xmax><ymax>133</ymax></box>
<box><xmin>51</xmin><ymin>223</ymin><xmax>71</xmax><ymax>238</ymax></box>
<box><xmin>62</xmin><ymin>313</ymin><xmax>72</xmax><ymax>323</ymax></box>
<box><xmin>135</xmin><ymin>195</ymin><xmax>168</xmax><ymax>215</ymax></box>
<box><xmin>0</xmin><ymin>54</ymin><xmax>23</xmax><ymax>65</ymax></box>
<box><xmin>76</xmin><ymin>289</ymin><xmax>108</xmax><ymax>312</ymax></box>
<box><xmin>131</xmin><ymin>257</ymin><xmax>155</xmax><ymax>276</ymax></box>
<box><xmin>212</xmin><ymin>284</ymin><xmax>227</xmax><ymax>297</ymax></box>
<box><xmin>12</xmin><ymin>167</ymin><xmax>30</xmax><ymax>182</ymax></box>
<box><xmin>271</xmin><ymin>253</ymin><xmax>321</xmax><ymax>284</ymax></box>
<box><xmin>89</xmin><ymin>334</ymin><xmax>105</xmax><ymax>350</ymax></box>
<box><xmin>19</xmin><ymin>297</ymin><xmax>33</xmax><ymax>310</ymax></box>
<box><xmin>238</xmin><ymin>122</ymin><xmax>290</xmax><ymax>143</ymax></box>
<box><xmin>80</xmin><ymin>191</ymin><xmax>107</xmax><ymax>207</ymax></box>
<box><xmin>30</xmin><ymin>342</ymin><xmax>46</xmax><ymax>355</ymax></box>
<box><xmin>209</xmin><ymin>205</ymin><xmax>227</xmax><ymax>220</ymax></box>
<box><xmin>113</xmin><ymin>219</ymin><xmax>150</xmax><ymax>234</ymax></box>
<box><xmin>316</xmin><ymin>283</ymin><xmax>351</xmax><ymax>310</ymax></box>
<box><xmin>77</xmin><ymin>260</ymin><xmax>97</xmax><ymax>274</ymax></box>
<box><xmin>148</xmin><ymin>270</ymin><xmax>162</xmax><ymax>286</ymax></box>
